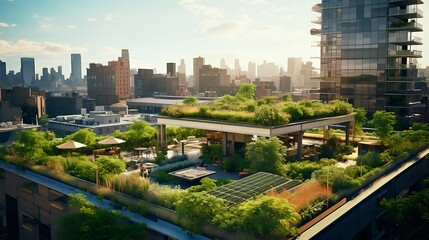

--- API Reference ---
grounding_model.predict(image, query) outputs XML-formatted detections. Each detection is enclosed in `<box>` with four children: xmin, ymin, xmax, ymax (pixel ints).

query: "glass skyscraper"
<box><xmin>70</xmin><ymin>53</ymin><xmax>82</xmax><ymax>83</ymax></box>
<box><xmin>314</xmin><ymin>0</ymin><xmax>424</xmax><ymax>128</ymax></box>
<box><xmin>20</xmin><ymin>57</ymin><xmax>35</xmax><ymax>86</ymax></box>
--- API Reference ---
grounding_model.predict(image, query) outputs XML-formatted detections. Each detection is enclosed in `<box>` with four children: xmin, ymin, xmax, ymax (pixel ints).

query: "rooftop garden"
<box><xmin>1</xmin><ymin>108</ymin><xmax>429</xmax><ymax>239</ymax></box>
<box><xmin>162</xmin><ymin>84</ymin><xmax>355</xmax><ymax>126</ymax></box>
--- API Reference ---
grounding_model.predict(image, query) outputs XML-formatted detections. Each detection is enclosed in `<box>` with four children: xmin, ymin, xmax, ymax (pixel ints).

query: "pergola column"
<box><xmin>223</xmin><ymin>132</ymin><xmax>228</xmax><ymax>156</ymax></box>
<box><xmin>158</xmin><ymin>124</ymin><xmax>167</xmax><ymax>151</ymax></box>
<box><xmin>345</xmin><ymin>122</ymin><xmax>350</xmax><ymax>145</ymax></box>
<box><xmin>297</xmin><ymin>131</ymin><xmax>303</xmax><ymax>160</ymax></box>
<box><xmin>231</xmin><ymin>133</ymin><xmax>235</xmax><ymax>156</ymax></box>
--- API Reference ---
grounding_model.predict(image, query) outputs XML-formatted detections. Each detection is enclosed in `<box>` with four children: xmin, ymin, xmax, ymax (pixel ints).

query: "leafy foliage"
<box><xmin>370</xmin><ymin>111</ymin><xmax>397</xmax><ymax>141</ymax></box>
<box><xmin>255</xmin><ymin>105</ymin><xmax>289</xmax><ymax>126</ymax></box>
<box><xmin>175</xmin><ymin>192</ymin><xmax>227</xmax><ymax>232</ymax></box>
<box><xmin>94</xmin><ymin>156</ymin><xmax>126</xmax><ymax>181</ymax></box>
<box><xmin>187</xmin><ymin>177</ymin><xmax>218</xmax><ymax>192</ymax></box>
<box><xmin>124</xmin><ymin>120</ymin><xmax>157</xmax><ymax>149</ymax></box>
<box><xmin>236</xmin><ymin>83</ymin><xmax>256</xmax><ymax>99</ymax></box>
<box><xmin>246</xmin><ymin>137</ymin><xmax>286</xmax><ymax>175</ymax></box>
<box><xmin>12</xmin><ymin>128</ymin><xmax>58</xmax><ymax>161</ymax></box>
<box><xmin>182</xmin><ymin>96</ymin><xmax>199</xmax><ymax>105</ymax></box>
<box><xmin>57</xmin><ymin>194</ymin><xmax>146</xmax><ymax>240</ymax></box>
<box><xmin>213</xmin><ymin>196</ymin><xmax>300</xmax><ymax>239</ymax></box>
<box><xmin>381</xmin><ymin>188</ymin><xmax>429</xmax><ymax>239</ymax></box>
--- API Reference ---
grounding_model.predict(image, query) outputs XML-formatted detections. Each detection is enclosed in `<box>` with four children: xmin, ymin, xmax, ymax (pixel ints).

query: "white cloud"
<box><xmin>179</xmin><ymin>0</ymin><xmax>223</xmax><ymax>18</ymax></box>
<box><xmin>32</xmin><ymin>14</ymin><xmax>53</xmax><ymax>30</ymax></box>
<box><xmin>0</xmin><ymin>22</ymin><xmax>17</xmax><ymax>28</ymax></box>
<box><xmin>196</xmin><ymin>13</ymin><xmax>252</xmax><ymax>40</ymax></box>
<box><xmin>0</xmin><ymin>39</ymin><xmax>86</xmax><ymax>57</ymax></box>
<box><xmin>67</xmin><ymin>25</ymin><xmax>77</xmax><ymax>29</ymax></box>
<box><xmin>104</xmin><ymin>13</ymin><xmax>120</xmax><ymax>22</ymax></box>
<box><xmin>87</xmin><ymin>17</ymin><xmax>98</xmax><ymax>22</ymax></box>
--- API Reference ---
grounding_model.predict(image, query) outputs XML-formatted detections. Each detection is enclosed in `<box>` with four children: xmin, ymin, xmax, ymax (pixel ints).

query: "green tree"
<box><xmin>182</xmin><ymin>96</ymin><xmax>199</xmax><ymax>105</ymax></box>
<box><xmin>214</xmin><ymin>196</ymin><xmax>300</xmax><ymax>239</ymax></box>
<box><xmin>246</xmin><ymin>137</ymin><xmax>286</xmax><ymax>175</ymax></box>
<box><xmin>175</xmin><ymin>192</ymin><xmax>226</xmax><ymax>232</ymax></box>
<box><xmin>64</xmin><ymin>128</ymin><xmax>96</xmax><ymax>146</ymax></box>
<box><xmin>12</xmin><ymin>128</ymin><xmax>54</xmax><ymax>161</ymax></box>
<box><xmin>281</xmin><ymin>93</ymin><xmax>292</xmax><ymax>102</ymax></box>
<box><xmin>236</xmin><ymin>83</ymin><xmax>256</xmax><ymax>99</ymax></box>
<box><xmin>381</xmin><ymin>189</ymin><xmax>429</xmax><ymax>239</ymax></box>
<box><xmin>95</xmin><ymin>156</ymin><xmax>126</xmax><ymax>181</ymax></box>
<box><xmin>370</xmin><ymin>111</ymin><xmax>396</xmax><ymax>141</ymax></box>
<box><xmin>354</xmin><ymin>108</ymin><xmax>367</xmax><ymax>134</ymax></box>
<box><xmin>125</xmin><ymin>120</ymin><xmax>157</xmax><ymax>147</ymax></box>
<box><xmin>38</xmin><ymin>114</ymin><xmax>49</xmax><ymax>125</ymax></box>
<box><xmin>57</xmin><ymin>194</ymin><xmax>146</xmax><ymax>240</ymax></box>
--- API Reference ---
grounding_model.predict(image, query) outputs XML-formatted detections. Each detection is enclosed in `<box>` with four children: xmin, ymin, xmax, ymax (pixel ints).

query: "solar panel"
<box><xmin>207</xmin><ymin>172</ymin><xmax>301</xmax><ymax>206</ymax></box>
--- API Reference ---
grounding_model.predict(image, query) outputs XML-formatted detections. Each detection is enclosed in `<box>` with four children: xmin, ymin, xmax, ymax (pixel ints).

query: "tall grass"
<box><xmin>268</xmin><ymin>181</ymin><xmax>331</xmax><ymax>212</ymax></box>
<box><xmin>103</xmin><ymin>174</ymin><xmax>150</xmax><ymax>199</ymax></box>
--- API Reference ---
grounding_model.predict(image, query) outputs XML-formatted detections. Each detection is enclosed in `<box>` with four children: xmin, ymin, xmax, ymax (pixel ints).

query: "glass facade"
<box><xmin>317</xmin><ymin>0</ymin><xmax>424</xmax><ymax>128</ymax></box>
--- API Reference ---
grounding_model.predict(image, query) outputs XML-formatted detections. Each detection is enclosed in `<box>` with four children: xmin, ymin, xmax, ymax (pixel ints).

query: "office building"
<box><xmin>70</xmin><ymin>54</ymin><xmax>82</xmax><ymax>83</ymax></box>
<box><xmin>87</xmin><ymin>54</ymin><xmax>130</xmax><ymax>106</ymax></box>
<box><xmin>316</xmin><ymin>0</ymin><xmax>424</xmax><ymax>127</ymax></box>
<box><xmin>287</xmin><ymin>57</ymin><xmax>303</xmax><ymax>87</ymax></box>
<box><xmin>248</xmin><ymin>61</ymin><xmax>256</xmax><ymax>81</ymax></box>
<box><xmin>199</xmin><ymin>65</ymin><xmax>230</xmax><ymax>92</ymax></box>
<box><xmin>1</xmin><ymin>86</ymin><xmax>45</xmax><ymax>124</ymax></box>
<box><xmin>134</xmin><ymin>65</ymin><xmax>179</xmax><ymax>98</ymax></box>
<box><xmin>167</xmin><ymin>62</ymin><xmax>176</xmax><ymax>77</ymax></box>
<box><xmin>178</xmin><ymin>59</ymin><xmax>186</xmax><ymax>74</ymax></box>
<box><xmin>234</xmin><ymin>58</ymin><xmax>241</xmax><ymax>77</ymax></box>
<box><xmin>193</xmin><ymin>56</ymin><xmax>205</xmax><ymax>92</ymax></box>
<box><xmin>0</xmin><ymin>60</ymin><xmax>6</xmax><ymax>87</ymax></box>
<box><xmin>121</xmin><ymin>49</ymin><xmax>130</xmax><ymax>65</ymax></box>
<box><xmin>21</xmin><ymin>58</ymin><xmax>35</xmax><ymax>86</ymax></box>
<box><xmin>279</xmin><ymin>75</ymin><xmax>292</xmax><ymax>93</ymax></box>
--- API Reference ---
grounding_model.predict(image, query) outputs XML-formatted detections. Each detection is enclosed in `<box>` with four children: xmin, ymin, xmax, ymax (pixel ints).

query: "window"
<box><xmin>22</xmin><ymin>214</ymin><xmax>35</xmax><ymax>231</ymax></box>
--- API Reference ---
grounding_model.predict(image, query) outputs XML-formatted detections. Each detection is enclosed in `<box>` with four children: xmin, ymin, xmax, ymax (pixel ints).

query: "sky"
<box><xmin>0</xmin><ymin>0</ymin><xmax>428</xmax><ymax>77</ymax></box>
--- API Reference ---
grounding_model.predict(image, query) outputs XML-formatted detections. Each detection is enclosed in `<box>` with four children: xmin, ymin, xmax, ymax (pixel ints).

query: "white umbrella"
<box><xmin>56</xmin><ymin>140</ymin><xmax>87</xmax><ymax>150</ymax></box>
<box><xmin>98</xmin><ymin>136</ymin><xmax>126</xmax><ymax>145</ymax></box>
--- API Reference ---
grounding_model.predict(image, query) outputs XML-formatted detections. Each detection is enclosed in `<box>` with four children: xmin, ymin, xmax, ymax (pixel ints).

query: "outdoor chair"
<box><xmin>239</xmin><ymin>168</ymin><xmax>250</xmax><ymax>178</ymax></box>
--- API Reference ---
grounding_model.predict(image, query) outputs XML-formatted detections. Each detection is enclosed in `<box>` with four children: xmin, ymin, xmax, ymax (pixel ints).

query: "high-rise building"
<box><xmin>178</xmin><ymin>59</ymin><xmax>186</xmax><ymax>74</ymax></box>
<box><xmin>167</xmin><ymin>62</ymin><xmax>176</xmax><ymax>77</ymax></box>
<box><xmin>234</xmin><ymin>59</ymin><xmax>241</xmax><ymax>77</ymax></box>
<box><xmin>177</xmin><ymin>59</ymin><xmax>186</xmax><ymax>86</ymax></box>
<box><xmin>287</xmin><ymin>57</ymin><xmax>303</xmax><ymax>87</ymax></box>
<box><xmin>134</xmin><ymin>67</ymin><xmax>179</xmax><ymax>98</ymax></box>
<box><xmin>220</xmin><ymin>58</ymin><xmax>227</xmax><ymax>69</ymax></box>
<box><xmin>70</xmin><ymin>53</ymin><xmax>82</xmax><ymax>83</ymax></box>
<box><xmin>0</xmin><ymin>60</ymin><xmax>6</xmax><ymax>85</ymax></box>
<box><xmin>20</xmin><ymin>58</ymin><xmax>35</xmax><ymax>86</ymax></box>
<box><xmin>193</xmin><ymin>56</ymin><xmax>205</xmax><ymax>92</ymax></box>
<box><xmin>315</xmin><ymin>0</ymin><xmax>424</xmax><ymax>128</ymax></box>
<box><xmin>279</xmin><ymin>75</ymin><xmax>292</xmax><ymax>93</ymax></box>
<box><xmin>87</xmin><ymin>53</ymin><xmax>130</xmax><ymax>105</ymax></box>
<box><xmin>121</xmin><ymin>49</ymin><xmax>130</xmax><ymax>65</ymax></box>
<box><xmin>248</xmin><ymin>61</ymin><xmax>256</xmax><ymax>81</ymax></box>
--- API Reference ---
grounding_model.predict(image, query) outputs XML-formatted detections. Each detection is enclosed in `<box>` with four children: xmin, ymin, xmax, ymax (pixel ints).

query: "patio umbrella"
<box><xmin>57</xmin><ymin>140</ymin><xmax>87</xmax><ymax>156</ymax></box>
<box><xmin>98</xmin><ymin>136</ymin><xmax>126</xmax><ymax>145</ymax></box>
<box><xmin>56</xmin><ymin>140</ymin><xmax>87</xmax><ymax>150</ymax></box>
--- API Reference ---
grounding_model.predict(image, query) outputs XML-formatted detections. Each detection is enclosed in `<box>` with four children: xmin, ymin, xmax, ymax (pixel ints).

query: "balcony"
<box><xmin>312</xmin><ymin>3</ymin><xmax>322</xmax><ymax>13</ymax></box>
<box><xmin>311</xmin><ymin>17</ymin><xmax>321</xmax><ymax>24</ymax></box>
<box><xmin>389</xmin><ymin>0</ymin><xmax>423</xmax><ymax>8</ymax></box>
<box><xmin>387</xmin><ymin>50</ymin><xmax>422</xmax><ymax>58</ymax></box>
<box><xmin>386</xmin><ymin>76</ymin><xmax>426</xmax><ymax>82</ymax></box>
<box><xmin>389</xmin><ymin>7</ymin><xmax>423</xmax><ymax>19</ymax></box>
<box><xmin>386</xmin><ymin>63</ymin><xmax>420</xmax><ymax>69</ymax></box>
<box><xmin>388</xmin><ymin>21</ymin><xmax>423</xmax><ymax>31</ymax></box>
<box><xmin>310</xmin><ymin>28</ymin><xmax>321</xmax><ymax>36</ymax></box>
<box><xmin>389</xmin><ymin>36</ymin><xmax>423</xmax><ymax>45</ymax></box>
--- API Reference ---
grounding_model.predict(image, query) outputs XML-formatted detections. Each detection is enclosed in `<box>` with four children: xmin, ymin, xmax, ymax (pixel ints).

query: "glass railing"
<box><xmin>389</xmin><ymin>36</ymin><xmax>423</xmax><ymax>44</ymax></box>
<box><xmin>312</xmin><ymin>3</ymin><xmax>322</xmax><ymax>13</ymax></box>
<box><xmin>388</xmin><ymin>50</ymin><xmax>422</xmax><ymax>57</ymax></box>
<box><xmin>389</xmin><ymin>21</ymin><xmax>423</xmax><ymax>30</ymax></box>
<box><xmin>312</xmin><ymin>17</ymin><xmax>321</xmax><ymax>24</ymax></box>
<box><xmin>389</xmin><ymin>7</ymin><xmax>423</xmax><ymax>17</ymax></box>
<box><xmin>387</xmin><ymin>63</ymin><xmax>419</xmax><ymax>69</ymax></box>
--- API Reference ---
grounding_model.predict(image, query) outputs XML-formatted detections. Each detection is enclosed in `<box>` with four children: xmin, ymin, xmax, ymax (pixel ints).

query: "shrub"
<box><xmin>104</xmin><ymin>174</ymin><xmax>150</xmax><ymax>198</ymax></box>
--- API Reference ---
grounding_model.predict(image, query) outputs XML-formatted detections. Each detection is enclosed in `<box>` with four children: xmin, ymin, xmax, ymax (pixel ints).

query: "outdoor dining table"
<box><xmin>134</xmin><ymin>147</ymin><xmax>148</xmax><ymax>157</ymax></box>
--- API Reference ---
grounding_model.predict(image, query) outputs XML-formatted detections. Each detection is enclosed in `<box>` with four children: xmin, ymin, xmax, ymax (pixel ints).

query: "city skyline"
<box><xmin>2</xmin><ymin>0</ymin><xmax>426</xmax><ymax>77</ymax></box>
